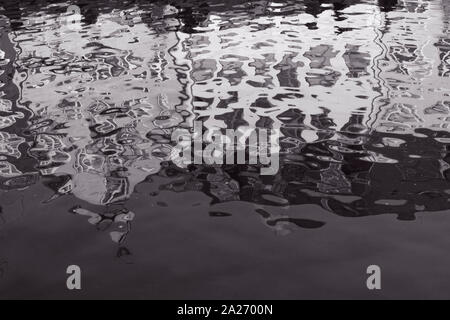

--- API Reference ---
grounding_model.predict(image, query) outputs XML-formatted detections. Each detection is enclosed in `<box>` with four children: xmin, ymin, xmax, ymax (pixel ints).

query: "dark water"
<box><xmin>0</xmin><ymin>0</ymin><xmax>450</xmax><ymax>299</ymax></box>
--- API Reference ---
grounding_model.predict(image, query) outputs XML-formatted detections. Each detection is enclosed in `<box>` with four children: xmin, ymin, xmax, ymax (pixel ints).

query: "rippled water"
<box><xmin>0</xmin><ymin>0</ymin><xmax>450</xmax><ymax>299</ymax></box>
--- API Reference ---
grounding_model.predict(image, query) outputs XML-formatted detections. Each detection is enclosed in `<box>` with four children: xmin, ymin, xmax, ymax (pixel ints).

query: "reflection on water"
<box><xmin>0</xmin><ymin>0</ymin><xmax>449</xmax><ymax>246</ymax></box>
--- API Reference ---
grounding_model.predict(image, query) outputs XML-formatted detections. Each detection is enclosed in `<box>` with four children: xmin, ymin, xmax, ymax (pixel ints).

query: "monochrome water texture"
<box><xmin>0</xmin><ymin>0</ymin><xmax>449</xmax><ymax>299</ymax></box>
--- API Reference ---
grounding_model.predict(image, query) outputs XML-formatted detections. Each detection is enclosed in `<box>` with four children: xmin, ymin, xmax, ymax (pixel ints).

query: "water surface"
<box><xmin>0</xmin><ymin>0</ymin><xmax>450</xmax><ymax>299</ymax></box>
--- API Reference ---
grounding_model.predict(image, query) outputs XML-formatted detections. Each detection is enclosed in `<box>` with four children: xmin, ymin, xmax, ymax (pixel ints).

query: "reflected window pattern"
<box><xmin>0</xmin><ymin>0</ymin><xmax>449</xmax><ymax>245</ymax></box>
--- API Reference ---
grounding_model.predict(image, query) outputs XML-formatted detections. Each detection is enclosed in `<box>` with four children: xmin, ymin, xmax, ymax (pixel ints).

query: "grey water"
<box><xmin>0</xmin><ymin>0</ymin><xmax>450</xmax><ymax>299</ymax></box>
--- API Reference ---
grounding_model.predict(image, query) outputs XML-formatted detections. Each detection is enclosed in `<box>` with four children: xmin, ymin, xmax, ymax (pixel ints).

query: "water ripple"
<box><xmin>0</xmin><ymin>0</ymin><xmax>449</xmax><ymax>241</ymax></box>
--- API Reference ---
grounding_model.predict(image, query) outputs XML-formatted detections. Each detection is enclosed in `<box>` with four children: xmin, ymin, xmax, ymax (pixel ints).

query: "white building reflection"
<box><xmin>0</xmin><ymin>0</ymin><xmax>448</xmax><ymax>209</ymax></box>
